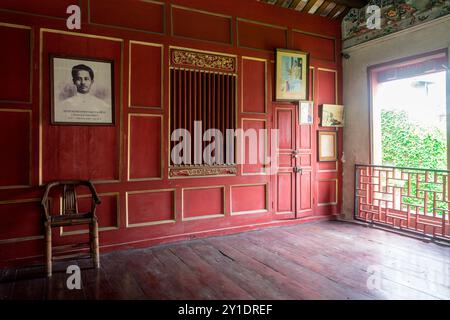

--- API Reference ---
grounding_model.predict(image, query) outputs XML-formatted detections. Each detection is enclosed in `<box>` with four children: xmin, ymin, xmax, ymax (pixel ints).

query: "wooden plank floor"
<box><xmin>1</xmin><ymin>220</ymin><xmax>449</xmax><ymax>300</ymax></box>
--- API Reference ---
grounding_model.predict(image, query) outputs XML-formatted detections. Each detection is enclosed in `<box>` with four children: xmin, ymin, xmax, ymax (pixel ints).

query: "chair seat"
<box><xmin>50</xmin><ymin>212</ymin><xmax>94</xmax><ymax>226</ymax></box>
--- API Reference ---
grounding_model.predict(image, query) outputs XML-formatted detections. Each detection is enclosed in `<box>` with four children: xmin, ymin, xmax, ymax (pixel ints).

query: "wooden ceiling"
<box><xmin>257</xmin><ymin>0</ymin><xmax>367</xmax><ymax>20</ymax></box>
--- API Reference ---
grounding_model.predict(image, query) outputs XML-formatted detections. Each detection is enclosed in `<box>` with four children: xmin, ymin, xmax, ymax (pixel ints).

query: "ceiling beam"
<box><xmin>332</xmin><ymin>0</ymin><xmax>366</xmax><ymax>9</ymax></box>
<box><xmin>327</xmin><ymin>4</ymin><xmax>344</xmax><ymax>18</ymax></box>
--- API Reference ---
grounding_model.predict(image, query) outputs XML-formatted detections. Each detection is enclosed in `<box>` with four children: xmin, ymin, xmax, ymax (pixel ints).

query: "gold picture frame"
<box><xmin>321</xmin><ymin>104</ymin><xmax>344</xmax><ymax>127</ymax></box>
<box><xmin>299</xmin><ymin>100</ymin><xmax>314</xmax><ymax>125</ymax></box>
<box><xmin>275</xmin><ymin>49</ymin><xmax>309</xmax><ymax>101</ymax></box>
<box><xmin>318</xmin><ymin>131</ymin><xmax>337</xmax><ymax>162</ymax></box>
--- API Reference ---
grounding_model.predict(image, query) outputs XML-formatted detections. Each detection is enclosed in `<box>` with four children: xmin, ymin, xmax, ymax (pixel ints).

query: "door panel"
<box><xmin>276</xmin><ymin>172</ymin><xmax>294</xmax><ymax>213</ymax></box>
<box><xmin>274</xmin><ymin>105</ymin><xmax>314</xmax><ymax>219</ymax></box>
<box><xmin>277</xmin><ymin>109</ymin><xmax>294</xmax><ymax>150</ymax></box>
<box><xmin>274</xmin><ymin>107</ymin><xmax>296</xmax><ymax>218</ymax></box>
<box><xmin>296</xmin><ymin>120</ymin><xmax>313</xmax><ymax>216</ymax></box>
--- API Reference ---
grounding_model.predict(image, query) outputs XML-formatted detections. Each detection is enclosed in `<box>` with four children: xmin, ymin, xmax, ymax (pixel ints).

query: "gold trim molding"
<box><xmin>125</xmin><ymin>189</ymin><xmax>176</xmax><ymax>228</ymax></box>
<box><xmin>170</xmin><ymin>47</ymin><xmax>236</xmax><ymax>73</ymax></box>
<box><xmin>128</xmin><ymin>40</ymin><xmax>164</xmax><ymax>109</ymax></box>
<box><xmin>230</xmin><ymin>183</ymin><xmax>269</xmax><ymax>216</ymax></box>
<box><xmin>87</xmin><ymin>0</ymin><xmax>166</xmax><ymax>35</ymax></box>
<box><xmin>60</xmin><ymin>192</ymin><xmax>120</xmax><ymax>237</ymax></box>
<box><xmin>170</xmin><ymin>4</ymin><xmax>233</xmax><ymax>46</ymax></box>
<box><xmin>0</xmin><ymin>22</ymin><xmax>33</xmax><ymax>105</ymax></box>
<box><xmin>169</xmin><ymin>165</ymin><xmax>237</xmax><ymax>178</ymax></box>
<box><xmin>241</xmin><ymin>56</ymin><xmax>267</xmax><ymax>115</ymax></box>
<box><xmin>317</xmin><ymin>68</ymin><xmax>338</xmax><ymax>104</ymax></box>
<box><xmin>0</xmin><ymin>109</ymin><xmax>32</xmax><ymax>189</ymax></box>
<box><xmin>317</xmin><ymin>178</ymin><xmax>338</xmax><ymax>206</ymax></box>
<box><xmin>0</xmin><ymin>198</ymin><xmax>42</xmax><ymax>244</ymax></box>
<box><xmin>241</xmin><ymin>118</ymin><xmax>268</xmax><ymax>176</ymax></box>
<box><xmin>127</xmin><ymin>113</ymin><xmax>164</xmax><ymax>181</ymax></box>
<box><xmin>39</xmin><ymin>28</ymin><xmax>124</xmax><ymax>185</ymax></box>
<box><xmin>181</xmin><ymin>186</ymin><xmax>226</xmax><ymax>221</ymax></box>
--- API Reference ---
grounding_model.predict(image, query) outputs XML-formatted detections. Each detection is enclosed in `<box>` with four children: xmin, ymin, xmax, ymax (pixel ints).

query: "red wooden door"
<box><xmin>295</xmin><ymin>105</ymin><xmax>314</xmax><ymax>218</ymax></box>
<box><xmin>273</xmin><ymin>105</ymin><xmax>313</xmax><ymax>219</ymax></box>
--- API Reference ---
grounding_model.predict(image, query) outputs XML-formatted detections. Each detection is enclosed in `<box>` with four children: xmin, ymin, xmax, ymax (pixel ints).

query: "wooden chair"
<box><xmin>41</xmin><ymin>180</ymin><xmax>101</xmax><ymax>277</ymax></box>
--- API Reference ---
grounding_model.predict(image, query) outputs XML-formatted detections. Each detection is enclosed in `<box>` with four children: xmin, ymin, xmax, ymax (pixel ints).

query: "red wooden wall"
<box><xmin>0</xmin><ymin>0</ymin><xmax>343</xmax><ymax>265</ymax></box>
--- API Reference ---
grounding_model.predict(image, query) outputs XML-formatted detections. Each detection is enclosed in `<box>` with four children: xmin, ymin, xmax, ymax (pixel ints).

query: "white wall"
<box><xmin>341</xmin><ymin>15</ymin><xmax>450</xmax><ymax>219</ymax></box>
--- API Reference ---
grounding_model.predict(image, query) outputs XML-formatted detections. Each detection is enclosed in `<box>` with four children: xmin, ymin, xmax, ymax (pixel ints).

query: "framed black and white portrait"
<box><xmin>50</xmin><ymin>56</ymin><xmax>114</xmax><ymax>125</ymax></box>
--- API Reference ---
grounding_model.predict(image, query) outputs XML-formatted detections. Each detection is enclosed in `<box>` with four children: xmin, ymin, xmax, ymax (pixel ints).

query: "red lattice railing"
<box><xmin>355</xmin><ymin>164</ymin><xmax>450</xmax><ymax>241</ymax></box>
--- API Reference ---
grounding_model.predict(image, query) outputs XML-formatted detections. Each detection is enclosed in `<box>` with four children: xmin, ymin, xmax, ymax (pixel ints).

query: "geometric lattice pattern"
<box><xmin>355</xmin><ymin>164</ymin><xmax>450</xmax><ymax>240</ymax></box>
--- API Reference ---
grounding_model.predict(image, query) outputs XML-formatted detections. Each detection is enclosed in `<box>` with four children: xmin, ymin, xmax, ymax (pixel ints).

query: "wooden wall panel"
<box><xmin>182</xmin><ymin>187</ymin><xmax>224</xmax><ymax>220</ymax></box>
<box><xmin>42</xmin><ymin>127</ymin><xmax>119</xmax><ymax>183</ymax></box>
<box><xmin>241</xmin><ymin>119</ymin><xmax>266</xmax><ymax>175</ymax></box>
<box><xmin>237</xmin><ymin>19</ymin><xmax>286</xmax><ymax>51</ymax></box>
<box><xmin>0</xmin><ymin>0</ymin><xmax>342</xmax><ymax>264</ymax></box>
<box><xmin>277</xmin><ymin>109</ymin><xmax>294</xmax><ymax>150</ymax></box>
<box><xmin>299</xmin><ymin>125</ymin><xmax>312</xmax><ymax>150</ymax></box>
<box><xmin>89</xmin><ymin>0</ymin><xmax>165</xmax><ymax>34</ymax></box>
<box><xmin>318</xmin><ymin>161</ymin><xmax>337</xmax><ymax>171</ymax></box>
<box><xmin>0</xmin><ymin>0</ymin><xmax>77</xmax><ymax>18</ymax></box>
<box><xmin>128</xmin><ymin>114</ymin><xmax>162</xmax><ymax>181</ymax></box>
<box><xmin>62</xmin><ymin>193</ymin><xmax>119</xmax><ymax>235</ymax></box>
<box><xmin>299</xmin><ymin>154</ymin><xmax>311</xmax><ymax>167</ymax></box>
<box><xmin>126</xmin><ymin>190</ymin><xmax>175</xmax><ymax>227</ymax></box>
<box><xmin>172</xmin><ymin>5</ymin><xmax>232</xmax><ymax>44</ymax></box>
<box><xmin>231</xmin><ymin>184</ymin><xmax>267</xmax><ymax>214</ymax></box>
<box><xmin>318</xmin><ymin>179</ymin><xmax>337</xmax><ymax>206</ymax></box>
<box><xmin>278</xmin><ymin>154</ymin><xmax>293</xmax><ymax>168</ymax></box>
<box><xmin>276</xmin><ymin>173</ymin><xmax>294</xmax><ymax>213</ymax></box>
<box><xmin>241</xmin><ymin>57</ymin><xmax>266</xmax><ymax>114</ymax></box>
<box><xmin>0</xmin><ymin>110</ymin><xmax>31</xmax><ymax>187</ymax></box>
<box><xmin>292</xmin><ymin>31</ymin><xmax>335</xmax><ymax>62</ymax></box>
<box><xmin>129</xmin><ymin>41</ymin><xmax>163</xmax><ymax>109</ymax></box>
<box><xmin>317</xmin><ymin>68</ymin><xmax>337</xmax><ymax>105</ymax></box>
<box><xmin>299</xmin><ymin>171</ymin><xmax>312</xmax><ymax>210</ymax></box>
<box><xmin>0</xmin><ymin>200</ymin><xmax>41</xmax><ymax>243</ymax></box>
<box><xmin>41</xmin><ymin>31</ymin><xmax>122</xmax><ymax>183</ymax></box>
<box><xmin>0</xmin><ymin>24</ymin><xmax>31</xmax><ymax>103</ymax></box>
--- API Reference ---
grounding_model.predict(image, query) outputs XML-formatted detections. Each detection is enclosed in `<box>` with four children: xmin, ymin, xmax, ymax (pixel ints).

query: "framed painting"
<box><xmin>318</xmin><ymin>131</ymin><xmax>337</xmax><ymax>162</ymax></box>
<box><xmin>275</xmin><ymin>49</ymin><xmax>309</xmax><ymax>101</ymax></box>
<box><xmin>321</xmin><ymin>104</ymin><xmax>344</xmax><ymax>127</ymax></box>
<box><xmin>50</xmin><ymin>55</ymin><xmax>114</xmax><ymax>125</ymax></box>
<box><xmin>299</xmin><ymin>100</ymin><xmax>314</xmax><ymax>125</ymax></box>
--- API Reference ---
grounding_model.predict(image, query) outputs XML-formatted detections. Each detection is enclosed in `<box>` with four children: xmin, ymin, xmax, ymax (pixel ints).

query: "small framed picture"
<box><xmin>318</xmin><ymin>131</ymin><xmax>337</xmax><ymax>162</ymax></box>
<box><xmin>50</xmin><ymin>55</ymin><xmax>114</xmax><ymax>125</ymax></box>
<box><xmin>299</xmin><ymin>101</ymin><xmax>314</xmax><ymax>125</ymax></box>
<box><xmin>321</xmin><ymin>104</ymin><xmax>344</xmax><ymax>127</ymax></box>
<box><xmin>275</xmin><ymin>49</ymin><xmax>309</xmax><ymax>101</ymax></box>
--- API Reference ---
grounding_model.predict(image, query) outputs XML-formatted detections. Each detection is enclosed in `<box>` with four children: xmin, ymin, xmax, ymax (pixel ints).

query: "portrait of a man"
<box><xmin>51</xmin><ymin>57</ymin><xmax>114</xmax><ymax>124</ymax></box>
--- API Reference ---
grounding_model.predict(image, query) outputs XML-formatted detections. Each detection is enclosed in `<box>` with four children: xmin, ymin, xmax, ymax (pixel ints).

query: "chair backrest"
<box><xmin>41</xmin><ymin>180</ymin><xmax>101</xmax><ymax>220</ymax></box>
<box><xmin>63</xmin><ymin>183</ymin><xmax>78</xmax><ymax>215</ymax></box>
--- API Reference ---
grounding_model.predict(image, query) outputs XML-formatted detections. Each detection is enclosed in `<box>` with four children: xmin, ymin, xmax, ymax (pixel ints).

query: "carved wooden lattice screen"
<box><xmin>355</xmin><ymin>164</ymin><xmax>450</xmax><ymax>241</ymax></box>
<box><xmin>169</xmin><ymin>48</ymin><xmax>237</xmax><ymax>177</ymax></box>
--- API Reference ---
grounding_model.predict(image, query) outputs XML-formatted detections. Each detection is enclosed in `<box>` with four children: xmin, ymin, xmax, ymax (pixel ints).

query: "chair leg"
<box><xmin>45</xmin><ymin>222</ymin><xmax>52</xmax><ymax>277</ymax></box>
<box><xmin>92</xmin><ymin>219</ymin><xmax>100</xmax><ymax>269</ymax></box>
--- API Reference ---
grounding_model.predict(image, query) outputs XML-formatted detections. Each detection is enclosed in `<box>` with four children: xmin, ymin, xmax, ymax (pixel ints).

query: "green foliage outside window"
<box><xmin>381</xmin><ymin>109</ymin><xmax>448</xmax><ymax>216</ymax></box>
<box><xmin>381</xmin><ymin>109</ymin><xmax>447</xmax><ymax>170</ymax></box>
